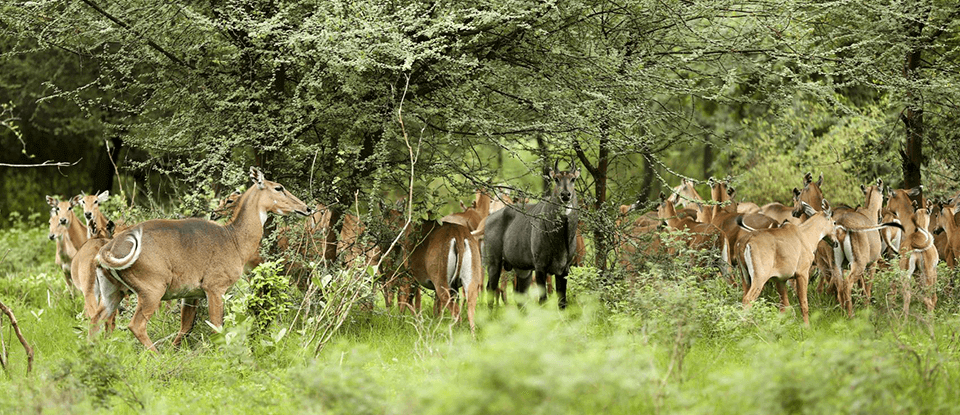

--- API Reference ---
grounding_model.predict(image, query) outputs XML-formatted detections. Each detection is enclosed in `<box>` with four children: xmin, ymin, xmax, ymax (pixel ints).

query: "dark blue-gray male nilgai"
<box><xmin>482</xmin><ymin>159</ymin><xmax>580</xmax><ymax>308</ymax></box>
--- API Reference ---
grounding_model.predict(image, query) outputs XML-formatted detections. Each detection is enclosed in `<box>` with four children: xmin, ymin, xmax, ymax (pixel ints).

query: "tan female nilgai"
<box><xmin>94</xmin><ymin>167</ymin><xmax>313</xmax><ymax>352</ymax></box>
<box><xmin>46</xmin><ymin>195</ymin><xmax>87</xmax><ymax>288</ymax></box>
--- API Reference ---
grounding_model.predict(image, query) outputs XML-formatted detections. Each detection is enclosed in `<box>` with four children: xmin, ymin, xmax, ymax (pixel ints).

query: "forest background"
<box><xmin>2</xmin><ymin>1</ymin><xmax>960</xmax><ymax>413</ymax></box>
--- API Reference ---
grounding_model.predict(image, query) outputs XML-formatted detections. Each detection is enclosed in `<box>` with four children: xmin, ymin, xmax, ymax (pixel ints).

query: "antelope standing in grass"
<box><xmin>482</xmin><ymin>159</ymin><xmax>581</xmax><ymax>308</ymax></box>
<box><xmin>46</xmin><ymin>195</ymin><xmax>87</xmax><ymax>288</ymax></box>
<box><xmin>737</xmin><ymin>200</ymin><xmax>837</xmax><ymax>324</ymax></box>
<box><xmin>899</xmin><ymin>201</ymin><xmax>938</xmax><ymax>315</ymax></box>
<box><xmin>93</xmin><ymin>167</ymin><xmax>313</xmax><ymax>352</ymax></box>
<box><xmin>71</xmin><ymin>191</ymin><xmax>119</xmax><ymax>335</ymax></box>
<box><xmin>404</xmin><ymin>220</ymin><xmax>483</xmax><ymax>331</ymax></box>
<box><xmin>830</xmin><ymin>180</ymin><xmax>904</xmax><ymax>316</ymax></box>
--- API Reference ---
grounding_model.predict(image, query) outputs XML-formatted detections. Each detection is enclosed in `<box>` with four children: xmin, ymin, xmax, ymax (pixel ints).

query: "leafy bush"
<box><xmin>407</xmin><ymin>305</ymin><xmax>664</xmax><ymax>415</ymax></box>
<box><xmin>246</xmin><ymin>260</ymin><xmax>292</xmax><ymax>333</ymax></box>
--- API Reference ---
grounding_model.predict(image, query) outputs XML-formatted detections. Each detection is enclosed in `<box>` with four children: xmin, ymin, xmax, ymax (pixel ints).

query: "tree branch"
<box><xmin>573</xmin><ymin>139</ymin><xmax>599</xmax><ymax>177</ymax></box>
<box><xmin>0</xmin><ymin>295</ymin><xmax>34</xmax><ymax>374</ymax></box>
<box><xmin>0</xmin><ymin>159</ymin><xmax>81</xmax><ymax>168</ymax></box>
<box><xmin>77</xmin><ymin>0</ymin><xmax>195</xmax><ymax>70</ymax></box>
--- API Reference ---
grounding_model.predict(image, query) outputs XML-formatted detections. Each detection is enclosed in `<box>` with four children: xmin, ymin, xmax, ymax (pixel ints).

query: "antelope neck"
<box><xmin>225</xmin><ymin>187</ymin><xmax>268</xmax><ymax>260</ymax></box>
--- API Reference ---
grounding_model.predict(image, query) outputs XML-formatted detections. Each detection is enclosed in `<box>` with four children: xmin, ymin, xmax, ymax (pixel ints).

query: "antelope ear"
<box><xmin>708</xmin><ymin>177</ymin><xmax>716</xmax><ymax>185</ymax></box>
<box><xmin>793</xmin><ymin>187</ymin><xmax>801</xmax><ymax>198</ymax></box>
<box><xmin>659</xmin><ymin>191</ymin><xmax>667</xmax><ymax>202</ymax></box>
<box><xmin>97</xmin><ymin>190</ymin><xmax>110</xmax><ymax>203</ymax></box>
<box><xmin>727</xmin><ymin>186</ymin><xmax>736</xmax><ymax>197</ymax></box>
<box><xmin>822</xmin><ymin>199</ymin><xmax>832</xmax><ymax>217</ymax></box>
<box><xmin>877</xmin><ymin>178</ymin><xmax>883</xmax><ymax>189</ymax></box>
<box><xmin>69</xmin><ymin>194</ymin><xmax>82</xmax><ymax>207</ymax></box>
<box><xmin>911</xmin><ymin>199</ymin><xmax>919</xmax><ymax>209</ymax></box>
<box><xmin>572</xmin><ymin>167</ymin><xmax>580</xmax><ymax>179</ymax></box>
<box><xmin>46</xmin><ymin>196</ymin><xmax>58</xmax><ymax>207</ymax></box>
<box><xmin>250</xmin><ymin>167</ymin><xmax>265</xmax><ymax>189</ymax></box>
<box><xmin>861</xmin><ymin>184</ymin><xmax>867</xmax><ymax>194</ymax></box>
<box><xmin>803</xmin><ymin>172</ymin><xmax>813</xmax><ymax>185</ymax></box>
<box><xmin>816</xmin><ymin>173</ymin><xmax>824</xmax><ymax>188</ymax></box>
<box><xmin>802</xmin><ymin>202</ymin><xmax>817</xmax><ymax>217</ymax></box>
<box><xmin>908</xmin><ymin>185</ymin><xmax>922</xmax><ymax>196</ymax></box>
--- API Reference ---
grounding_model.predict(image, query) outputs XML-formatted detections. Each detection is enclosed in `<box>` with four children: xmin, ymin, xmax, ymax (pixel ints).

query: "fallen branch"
<box><xmin>0</xmin><ymin>299</ymin><xmax>34</xmax><ymax>374</ymax></box>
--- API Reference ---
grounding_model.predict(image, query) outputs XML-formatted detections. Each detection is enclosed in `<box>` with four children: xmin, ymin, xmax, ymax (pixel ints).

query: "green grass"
<box><xmin>2</xmin><ymin>225</ymin><xmax>960</xmax><ymax>414</ymax></box>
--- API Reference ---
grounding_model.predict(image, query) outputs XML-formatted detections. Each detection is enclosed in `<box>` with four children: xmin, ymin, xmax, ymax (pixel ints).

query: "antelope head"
<box><xmin>46</xmin><ymin>195</ymin><xmax>78</xmax><ymax>229</ymax></box>
<box><xmin>656</xmin><ymin>191</ymin><xmax>677</xmax><ymax>220</ymax></box>
<box><xmin>911</xmin><ymin>199</ymin><xmax>932</xmax><ymax>232</ymax></box>
<box><xmin>709</xmin><ymin>178</ymin><xmax>729</xmax><ymax>203</ymax></box>
<box><xmin>549</xmin><ymin>159</ymin><xmax>580</xmax><ymax>212</ymax></box>
<box><xmin>248</xmin><ymin>167</ymin><xmax>313</xmax><ymax>222</ymax></box>
<box><xmin>211</xmin><ymin>190</ymin><xmax>243</xmax><ymax>220</ymax></box>
<box><xmin>46</xmin><ymin>206</ymin><xmax>60</xmax><ymax>241</ymax></box>
<box><xmin>78</xmin><ymin>190</ymin><xmax>109</xmax><ymax>223</ymax></box>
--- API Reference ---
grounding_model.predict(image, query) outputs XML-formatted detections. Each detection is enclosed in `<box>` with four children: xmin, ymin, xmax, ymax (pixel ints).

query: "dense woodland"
<box><xmin>3</xmin><ymin>1</ymin><xmax>960</xmax><ymax>413</ymax></box>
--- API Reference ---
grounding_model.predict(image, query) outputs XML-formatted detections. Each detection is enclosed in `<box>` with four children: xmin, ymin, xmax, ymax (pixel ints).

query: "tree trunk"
<box><xmin>900</xmin><ymin>5</ymin><xmax>927</xmax><ymax>205</ymax></box>
<box><xmin>91</xmin><ymin>136</ymin><xmax>122</xmax><ymax>194</ymax></box>
<box><xmin>592</xmin><ymin>133</ymin><xmax>609</xmax><ymax>272</ymax></box>
<box><xmin>702</xmin><ymin>144</ymin><xmax>713</xmax><ymax>180</ymax></box>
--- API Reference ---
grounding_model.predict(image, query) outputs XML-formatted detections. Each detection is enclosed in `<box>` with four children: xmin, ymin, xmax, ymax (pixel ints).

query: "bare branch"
<box><xmin>0</xmin><ymin>159</ymin><xmax>81</xmax><ymax>168</ymax></box>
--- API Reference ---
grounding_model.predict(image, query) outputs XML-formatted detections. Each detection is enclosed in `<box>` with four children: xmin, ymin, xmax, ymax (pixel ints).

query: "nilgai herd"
<box><xmin>43</xmin><ymin>165</ymin><xmax>954</xmax><ymax>352</ymax></box>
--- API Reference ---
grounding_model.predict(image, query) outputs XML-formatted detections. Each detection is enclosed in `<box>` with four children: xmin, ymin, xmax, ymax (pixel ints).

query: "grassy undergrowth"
<box><xmin>2</xmin><ymin>223</ymin><xmax>960</xmax><ymax>414</ymax></box>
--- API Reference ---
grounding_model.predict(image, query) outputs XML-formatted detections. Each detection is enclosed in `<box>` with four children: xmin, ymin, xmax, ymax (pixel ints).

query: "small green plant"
<box><xmin>246</xmin><ymin>260</ymin><xmax>292</xmax><ymax>333</ymax></box>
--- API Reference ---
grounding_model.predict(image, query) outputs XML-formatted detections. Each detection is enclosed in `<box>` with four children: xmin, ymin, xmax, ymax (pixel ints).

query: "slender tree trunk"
<box><xmin>702</xmin><ymin>144</ymin><xmax>713</xmax><ymax>180</ymax></box>
<box><xmin>638</xmin><ymin>155</ymin><xmax>655</xmax><ymax>207</ymax></box>
<box><xmin>900</xmin><ymin>6</ymin><xmax>927</xmax><ymax>205</ymax></box>
<box><xmin>592</xmin><ymin>132</ymin><xmax>609</xmax><ymax>272</ymax></box>
<box><xmin>536</xmin><ymin>134</ymin><xmax>550</xmax><ymax>195</ymax></box>
<box><xmin>91</xmin><ymin>136</ymin><xmax>122</xmax><ymax>194</ymax></box>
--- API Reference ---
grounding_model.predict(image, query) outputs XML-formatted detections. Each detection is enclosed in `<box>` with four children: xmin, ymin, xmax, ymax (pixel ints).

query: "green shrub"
<box><xmin>246</xmin><ymin>260</ymin><xmax>292</xmax><ymax>333</ymax></box>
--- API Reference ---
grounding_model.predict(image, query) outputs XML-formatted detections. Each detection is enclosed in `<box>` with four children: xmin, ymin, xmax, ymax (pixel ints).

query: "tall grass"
<box><xmin>2</xmin><ymin>224</ymin><xmax>960</xmax><ymax>414</ymax></box>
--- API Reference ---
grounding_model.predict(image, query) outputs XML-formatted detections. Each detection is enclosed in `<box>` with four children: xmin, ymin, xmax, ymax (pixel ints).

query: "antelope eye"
<box><xmin>275</xmin><ymin>186</ymin><xmax>284</xmax><ymax>192</ymax></box>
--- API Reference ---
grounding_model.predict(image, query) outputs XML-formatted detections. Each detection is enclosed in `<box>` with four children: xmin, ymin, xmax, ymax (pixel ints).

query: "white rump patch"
<box><xmin>461</xmin><ymin>239</ymin><xmax>474</xmax><ymax>293</ymax></box>
<box><xmin>96</xmin><ymin>267</ymin><xmax>120</xmax><ymax>319</ymax></box>
<box><xmin>833</xmin><ymin>244</ymin><xmax>845</xmax><ymax>281</ymax></box>
<box><xmin>447</xmin><ymin>239</ymin><xmax>458</xmax><ymax>286</ymax></box>
<box><xmin>743</xmin><ymin>244</ymin><xmax>754</xmax><ymax>287</ymax></box>
<box><xmin>721</xmin><ymin>240</ymin><xmax>729</xmax><ymax>265</ymax></box>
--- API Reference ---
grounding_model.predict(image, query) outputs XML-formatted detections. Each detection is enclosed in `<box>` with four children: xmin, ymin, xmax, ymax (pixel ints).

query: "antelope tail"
<box><xmin>736</xmin><ymin>215</ymin><xmax>757</xmax><ymax>232</ymax></box>
<box><xmin>913</xmin><ymin>229</ymin><xmax>935</xmax><ymax>253</ymax></box>
<box><xmin>96</xmin><ymin>227</ymin><xmax>143</xmax><ymax>270</ymax></box>
<box><xmin>839</xmin><ymin>221</ymin><xmax>905</xmax><ymax>233</ymax></box>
